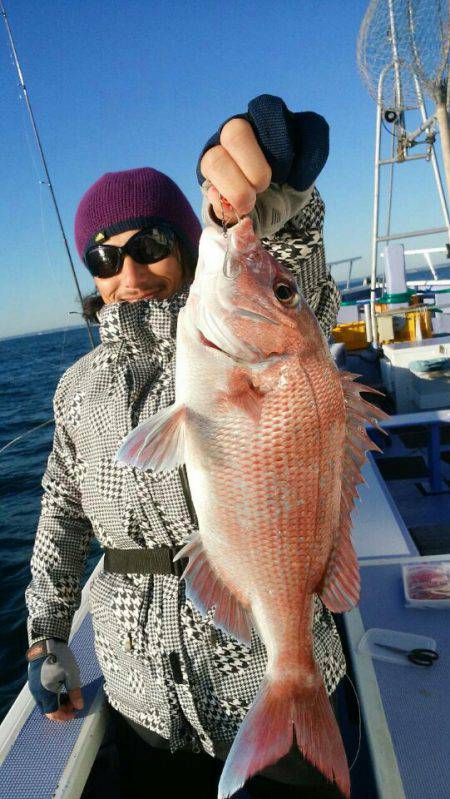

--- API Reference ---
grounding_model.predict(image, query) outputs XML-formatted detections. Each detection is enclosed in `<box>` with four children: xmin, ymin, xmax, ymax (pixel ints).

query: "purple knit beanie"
<box><xmin>74</xmin><ymin>167</ymin><xmax>202</xmax><ymax>263</ymax></box>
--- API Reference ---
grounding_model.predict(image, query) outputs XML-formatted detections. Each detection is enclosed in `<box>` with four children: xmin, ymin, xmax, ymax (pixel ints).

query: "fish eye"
<box><xmin>273</xmin><ymin>281</ymin><xmax>301</xmax><ymax>307</ymax></box>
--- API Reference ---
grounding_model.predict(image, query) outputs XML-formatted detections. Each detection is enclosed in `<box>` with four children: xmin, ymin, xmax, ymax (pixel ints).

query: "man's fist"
<box><xmin>197</xmin><ymin>95</ymin><xmax>330</xmax><ymax>219</ymax></box>
<box><xmin>200</xmin><ymin>118</ymin><xmax>272</xmax><ymax>226</ymax></box>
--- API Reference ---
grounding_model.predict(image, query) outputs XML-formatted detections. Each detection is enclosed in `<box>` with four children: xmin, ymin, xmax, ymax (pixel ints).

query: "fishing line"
<box><xmin>218</xmin><ymin>192</ymin><xmax>243</xmax><ymax>279</ymax></box>
<box><xmin>0</xmin><ymin>81</ymin><xmax>60</xmax><ymax>460</ymax></box>
<box><xmin>37</xmin><ymin>184</ymin><xmax>74</xmax><ymax>375</ymax></box>
<box><xmin>344</xmin><ymin>671</ymin><xmax>362</xmax><ymax>770</ymax></box>
<box><xmin>18</xmin><ymin>87</ymin><xmax>42</xmax><ymax>183</ymax></box>
<box><xmin>57</xmin><ymin>323</ymin><xmax>69</xmax><ymax>376</ymax></box>
<box><xmin>17</xmin><ymin>82</ymin><xmax>76</xmax><ymax>373</ymax></box>
<box><xmin>1</xmin><ymin>109</ymin><xmax>69</xmax><ymax>455</ymax></box>
<box><xmin>0</xmin><ymin>418</ymin><xmax>54</xmax><ymax>456</ymax></box>
<box><xmin>1</xmin><ymin>0</ymin><xmax>95</xmax><ymax>349</ymax></box>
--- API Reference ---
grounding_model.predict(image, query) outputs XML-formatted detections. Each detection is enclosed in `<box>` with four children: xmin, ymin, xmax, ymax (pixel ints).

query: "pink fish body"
<box><xmin>117</xmin><ymin>218</ymin><xmax>387</xmax><ymax>798</ymax></box>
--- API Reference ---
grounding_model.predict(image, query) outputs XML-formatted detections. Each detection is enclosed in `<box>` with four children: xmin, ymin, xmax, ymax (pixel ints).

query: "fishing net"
<box><xmin>357</xmin><ymin>0</ymin><xmax>449</xmax><ymax>111</ymax></box>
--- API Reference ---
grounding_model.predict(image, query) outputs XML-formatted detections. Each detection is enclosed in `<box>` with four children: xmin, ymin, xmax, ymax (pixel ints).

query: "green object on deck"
<box><xmin>378</xmin><ymin>290</ymin><xmax>415</xmax><ymax>304</ymax></box>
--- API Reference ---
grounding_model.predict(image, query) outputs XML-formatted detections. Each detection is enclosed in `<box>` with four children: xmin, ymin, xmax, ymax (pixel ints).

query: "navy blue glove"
<box><xmin>26</xmin><ymin>639</ymin><xmax>81</xmax><ymax>714</ymax></box>
<box><xmin>196</xmin><ymin>94</ymin><xmax>329</xmax><ymax>192</ymax></box>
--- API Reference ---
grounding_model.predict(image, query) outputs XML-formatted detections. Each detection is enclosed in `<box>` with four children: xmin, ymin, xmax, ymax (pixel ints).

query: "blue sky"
<box><xmin>0</xmin><ymin>0</ymin><xmax>447</xmax><ymax>337</ymax></box>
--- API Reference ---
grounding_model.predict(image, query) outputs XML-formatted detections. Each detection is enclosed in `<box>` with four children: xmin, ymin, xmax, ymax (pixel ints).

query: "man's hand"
<box><xmin>26</xmin><ymin>639</ymin><xmax>84</xmax><ymax>722</ymax></box>
<box><xmin>197</xmin><ymin>95</ymin><xmax>330</xmax><ymax>209</ymax></box>
<box><xmin>199</xmin><ymin>118</ymin><xmax>272</xmax><ymax>227</ymax></box>
<box><xmin>44</xmin><ymin>688</ymin><xmax>84</xmax><ymax>722</ymax></box>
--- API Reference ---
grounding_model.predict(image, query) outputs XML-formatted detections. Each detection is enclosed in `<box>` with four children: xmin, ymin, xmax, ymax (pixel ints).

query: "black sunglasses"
<box><xmin>84</xmin><ymin>226</ymin><xmax>176</xmax><ymax>278</ymax></box>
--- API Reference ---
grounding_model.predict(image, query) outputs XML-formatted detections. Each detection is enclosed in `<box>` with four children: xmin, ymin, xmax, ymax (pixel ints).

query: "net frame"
<box><xmin>357</xmin><ymin>0</ymin><xmax>449</xmax><ymax>111</ymax></box>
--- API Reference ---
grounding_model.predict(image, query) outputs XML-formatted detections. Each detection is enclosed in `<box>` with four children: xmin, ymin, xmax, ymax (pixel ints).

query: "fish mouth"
<box><xmin>197</xmin><ymin>328</ymin><xmax>260</xmax><ymax>363</ymax></box>
<box><xmin>196</xmin><ymin>304</ymin><xmax>260</xmax><ymax>362</ymax></box>
<box><xmin>199</xmin><ymin>331</ymin><xmax>228</xmax><ymax>354</ymax></box>
<box><xmin>196</xmin><ymin>305</ymin><xmax>272</xmax><ymax>362</ymax></box>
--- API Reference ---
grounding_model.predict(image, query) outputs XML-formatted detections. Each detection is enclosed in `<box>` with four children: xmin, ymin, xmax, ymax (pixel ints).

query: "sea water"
<box><xmin>0</xmin><ymin>326</ymin><xmax>101</xmax><ymax>722</ymax></box>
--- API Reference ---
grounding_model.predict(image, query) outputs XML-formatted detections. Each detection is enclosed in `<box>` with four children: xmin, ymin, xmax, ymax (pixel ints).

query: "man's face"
<box><xmin>93</xmin><ymin>228</ymin><xmax>184</xmax><ymax>304</ymax></box>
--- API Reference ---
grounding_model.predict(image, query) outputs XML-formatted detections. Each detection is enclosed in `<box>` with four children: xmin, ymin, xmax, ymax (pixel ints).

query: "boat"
<box><xmin>0</xmin><ymin>1</ymin><xmax>449</xmax><ymax>797</ymax></box>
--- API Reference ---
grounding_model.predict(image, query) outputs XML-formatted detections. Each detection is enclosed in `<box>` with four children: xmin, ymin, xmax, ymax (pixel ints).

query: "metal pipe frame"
<box><xmin>376</xmin><ymin>226</ymin><xmax>448</xmax><ymax>242</ymax></box>
<box><xmin>369</xmin><ymin>71</ymin><xmax>384</xmax><ymax>347</ymax></box>
<box><xmin>379</xmin><ymin>153</ymin><xmax>434</xmax><ymax>164</ymax></box>
<box><xmin>369</xmin><ymin>59</ymin><xmax>450</xmax><ymax>348</ymax></box>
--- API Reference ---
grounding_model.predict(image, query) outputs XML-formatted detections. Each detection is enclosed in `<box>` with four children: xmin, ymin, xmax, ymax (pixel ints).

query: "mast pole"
<box><xmin>0</xmin><ymin>0</ymin><xmax>95</xmax><ymax>349</ymax></box>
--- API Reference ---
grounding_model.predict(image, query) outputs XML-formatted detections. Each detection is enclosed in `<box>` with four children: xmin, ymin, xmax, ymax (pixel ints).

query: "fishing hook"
<box><xmin>218</xmin><ymin>193</ymin><xmax>243</xmax><ymax>279</ymax></box>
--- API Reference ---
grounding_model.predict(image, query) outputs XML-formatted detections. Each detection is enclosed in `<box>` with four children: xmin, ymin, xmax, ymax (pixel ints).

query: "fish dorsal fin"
<box><xmin>116</xmin><ymin>404</ymin><xmax>187</xmax><ymax>471</ymax></box>
<box><xmin>174</xmin><ymin>532</ymin><xmax>254</xmax><ymax>646</ymax></box>
<box><xmin>318</xmin><ymin>372</ymin><xmax>389</xmax><ymax>612</ymax></box>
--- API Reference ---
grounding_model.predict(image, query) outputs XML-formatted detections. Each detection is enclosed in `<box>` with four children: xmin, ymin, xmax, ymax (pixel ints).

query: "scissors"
<box><xmin>374</xmin><ymin>643</ymin><xmax>439</xmax><ymax>667</ymax></box>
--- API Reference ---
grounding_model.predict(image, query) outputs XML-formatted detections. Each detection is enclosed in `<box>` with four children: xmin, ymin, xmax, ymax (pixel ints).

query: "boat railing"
<box><xmin>328</xmin><ymin>246</ymin><xmax>449</xmax><ymax>292</ymax></box>
<box><xmin>326</xmin><ymin>256</ymin><xmax>363</xmax><ymax>289</ymax></box>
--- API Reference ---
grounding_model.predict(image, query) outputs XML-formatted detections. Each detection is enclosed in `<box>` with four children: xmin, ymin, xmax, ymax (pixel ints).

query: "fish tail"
<box><xmin>292</xmin><ymin>679</ymin><xmax>350</xmax><ymax>799</ymax></box>
<box><xmin>218</xmin><ymin>675</ymin><xmax>350</xmax><ymax>799</ymax></box>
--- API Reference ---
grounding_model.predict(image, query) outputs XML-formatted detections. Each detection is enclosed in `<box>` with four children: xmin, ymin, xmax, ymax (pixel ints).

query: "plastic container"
<box><xmin>403</xmin><ymin>309</ymin><xmax>433</xmax><ymax>341</ymax></box>
<box><xmin>332</xmin><ymin>321</ymin><xmax>368</xmax><ymax>351</ymax></box>
<box><xmin>374</xmin><ymin>305</ymin><xmax>433</xmax><ymax>343</ymax></box>
<box><xmin>357</xmin><ymin>627</ymin><xmax>437</xmax><ymax>665</ymax></box>
<box><xmin>403</xmin><ymin>561</ymin><xmax>450</xmax><ymax>608</ymax></box>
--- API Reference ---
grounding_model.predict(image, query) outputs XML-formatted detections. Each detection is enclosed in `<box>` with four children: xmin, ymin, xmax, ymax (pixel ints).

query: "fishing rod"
<box><xmin>0</xmin><ymin>0</ymin><xmax>95</xmax><ymax>349</ymax></box>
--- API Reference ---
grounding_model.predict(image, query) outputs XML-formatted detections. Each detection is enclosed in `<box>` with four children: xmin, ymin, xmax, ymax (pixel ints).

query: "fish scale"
<box><xmin>117</xmin><ymin>216</ymin><xmax>389</xmax><ymax>799</ymax></box>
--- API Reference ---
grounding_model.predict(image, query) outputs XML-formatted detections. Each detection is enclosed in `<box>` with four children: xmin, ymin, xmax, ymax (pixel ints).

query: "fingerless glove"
<box><xmin>196</xmin><ymin>94</ymin><xmax>329</xmax><ymax>192</ymax></box>
<box><xmin>26</xmin><ymin>639</ymin><xmax>81</xmax><ymax>714</ymax></box>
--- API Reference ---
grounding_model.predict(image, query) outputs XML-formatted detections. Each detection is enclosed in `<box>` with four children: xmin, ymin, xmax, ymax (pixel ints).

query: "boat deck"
<box><xmin>344</xmin><ymin>556</ymin><xmax>450</xmax><ymax>799</ymax></box>
<box><xmin>374</xmin><ymin>428</ymin><xmax>450</xmax><ymax>555</ymax></box>
<box><xmin>346</xmin><ymin>349</ymin><xmax>450</xmax><ymax>557</ymax></box>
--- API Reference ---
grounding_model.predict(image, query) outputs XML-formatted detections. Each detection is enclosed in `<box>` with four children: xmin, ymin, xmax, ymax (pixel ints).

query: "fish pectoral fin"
<box><xmin>174</xmin><ymin>532</ymin><xmax>253</xmax><ymax>646</ymax></box>
<box><xmin>218</xmin><ymin>369</ymin><xmax>264</xmax><ymax>422</ymax></box>
<box><xmin>115</xmin><ymin>404</ymin><xmax>188</xmax><ymax>472</ymax></box>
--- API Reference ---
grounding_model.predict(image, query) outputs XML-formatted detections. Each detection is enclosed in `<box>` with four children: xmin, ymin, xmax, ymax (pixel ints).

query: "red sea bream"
<box><xmin>117</xmin><ymin>217</ymin><xmax>388</xmax><ymax>798</ymax></box>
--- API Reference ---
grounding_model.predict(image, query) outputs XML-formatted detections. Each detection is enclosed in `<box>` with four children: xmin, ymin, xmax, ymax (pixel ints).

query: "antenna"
<box><xmin>0</xmin><ymin>0</ymin><xmax>95</xmax><ymax>349</ymax></box>
<box><xmin>357</xmin><ymin>0</ymin><xmax>450</xmax><ymax>345</ymax></box>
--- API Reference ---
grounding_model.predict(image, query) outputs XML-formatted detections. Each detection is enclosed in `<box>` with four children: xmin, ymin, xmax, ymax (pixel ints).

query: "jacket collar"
<box><xmin>97</xmin><ymin>287</ymin><xmax>189</xmax><ymax>357</ymax></box>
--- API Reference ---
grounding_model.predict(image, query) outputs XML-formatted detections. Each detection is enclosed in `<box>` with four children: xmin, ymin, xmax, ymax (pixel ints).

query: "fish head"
<box><xmin>185</xmin><ymin>216</ymin><xmax>321</xmax><ymax>364</ymax></box>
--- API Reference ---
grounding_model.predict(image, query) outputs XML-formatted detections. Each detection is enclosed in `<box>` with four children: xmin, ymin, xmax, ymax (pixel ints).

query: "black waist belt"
<box><xmin>104</xmin><ymin>546</ymin><xmax>188</xmax><ymax>578</ymax></box>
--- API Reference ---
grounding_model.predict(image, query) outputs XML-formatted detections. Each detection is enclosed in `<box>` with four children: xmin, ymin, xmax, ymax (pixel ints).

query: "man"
<box><xmin>25</xmin><ymin>96</ymin><xmax>344</xmax><ymax>797</ymax></box>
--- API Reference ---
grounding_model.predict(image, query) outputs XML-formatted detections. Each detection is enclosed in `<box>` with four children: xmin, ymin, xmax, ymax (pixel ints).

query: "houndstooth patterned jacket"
<box><xmin>25</xmin><ymin>185</ymin><xmax>344</xmax><ymax>755</ymax></box>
